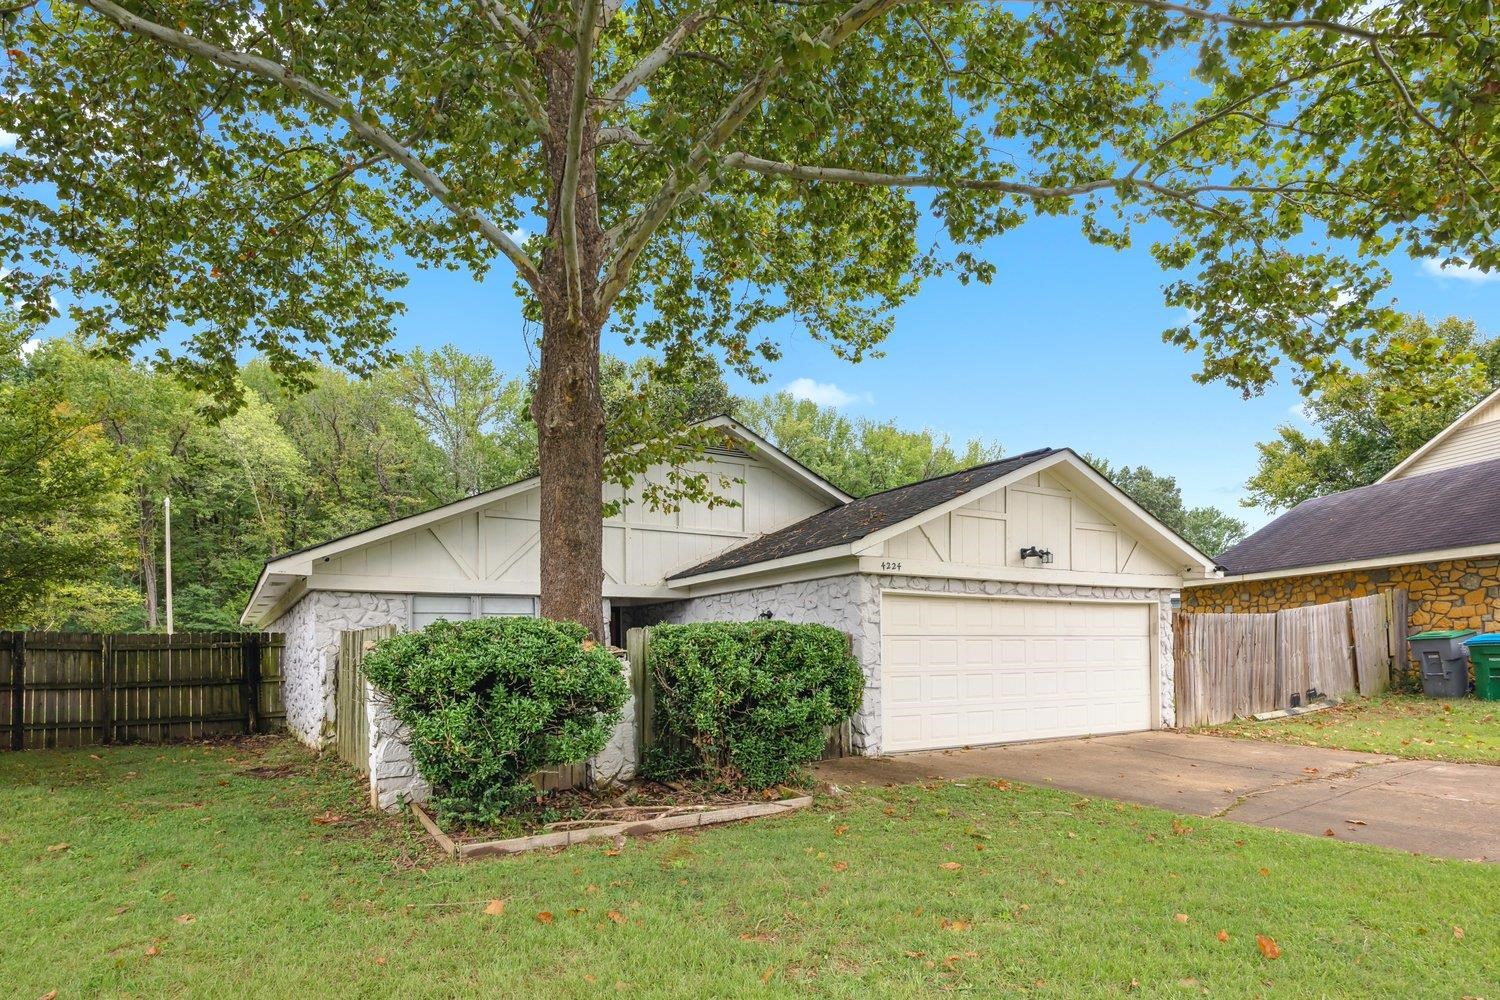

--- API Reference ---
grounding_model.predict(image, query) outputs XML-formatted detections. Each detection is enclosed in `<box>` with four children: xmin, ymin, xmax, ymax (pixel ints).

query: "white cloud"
<box><xmin>19</xmin><ymin>337</ymin><xmax>39</xmax><ymax>358</ymax></box>
<box><xmin>785</xmin><ymin>377</ymin><xmax>870</xmax><ymax>408</ymax></box>
<box><xmin>507</xmin><ymin>227</ymin><xmax>529</xmax><ymax>246</ymax></box>
<box><xmin>1421</xmin><ymin>258</ymin><xmax>1499</xmax><ymax>284</ymax></box>
<box><xmin>1287</xmin><ymin>400</ymin><xmax>1313</xmax><ymax>422</ymax></box>
<box><xmin>0</xmin><ymin>131</ymin><xmax>16</xmax><ymax>150</ymax></box>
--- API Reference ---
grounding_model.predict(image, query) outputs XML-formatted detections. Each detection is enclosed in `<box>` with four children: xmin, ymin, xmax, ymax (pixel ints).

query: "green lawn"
<box><xmin>2</xmin><ymin>739</ymin><xmax>1495</xmax><ymax>999</ymax></box>
<box><xmin>1203</xmin><ymin>694</ymin><xmax>1500</xmax><ymax>765</ymax></box>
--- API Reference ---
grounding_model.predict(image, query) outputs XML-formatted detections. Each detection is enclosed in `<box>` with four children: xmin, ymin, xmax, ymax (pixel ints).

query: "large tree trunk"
<box><xmin>534</xmin><ymin>38</ymin><xmax>608</xmax><ymax>640</ymax></box>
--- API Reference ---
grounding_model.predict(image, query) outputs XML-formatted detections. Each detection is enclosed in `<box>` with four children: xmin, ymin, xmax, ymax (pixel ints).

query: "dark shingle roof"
<box><xmin>1215</xmin><ymin>455</ymin><xmax>1500</xmax><ymax>576</ymax></box>
<box><xmin>670</xmin><ymin>448</ymin><xmax>1057</xmax><ymax>580</ymax></box>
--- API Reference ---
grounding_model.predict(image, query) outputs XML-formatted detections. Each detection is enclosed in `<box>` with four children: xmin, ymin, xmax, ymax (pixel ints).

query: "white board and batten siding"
<box><xmin>309</xmin><ymin>451</ymin><xmax>832</xmax><ymax>597</ymax></box>
<box><xmin>877</xmin><ymin>469</ymin><xmax>1180</xmax><ymax>580</ymax></box>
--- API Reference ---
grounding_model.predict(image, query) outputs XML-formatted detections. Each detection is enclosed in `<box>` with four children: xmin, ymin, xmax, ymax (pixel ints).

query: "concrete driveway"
<box><xmin>815</xmin><ymin>732</ymin><xmax>1499</xmax><ymax>863</ymax></box>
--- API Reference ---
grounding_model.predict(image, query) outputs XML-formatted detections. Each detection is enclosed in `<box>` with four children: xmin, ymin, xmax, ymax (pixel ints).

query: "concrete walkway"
<box><xmin>815</xmin><ymin>732</ymin><xmax>1499</xmax><ymax>863</ymax></box>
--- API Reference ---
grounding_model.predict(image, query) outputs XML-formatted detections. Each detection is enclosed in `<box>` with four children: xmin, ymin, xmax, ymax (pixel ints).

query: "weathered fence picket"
<box><xmin>0</xmin><ymin>631</ymin><xmax>284</xmax><ymax>750</ymax></box>
<box><xmin>1174</xmin><ymin>592</ymin><xmax>1400</xmax><ymax>728</ymax></box>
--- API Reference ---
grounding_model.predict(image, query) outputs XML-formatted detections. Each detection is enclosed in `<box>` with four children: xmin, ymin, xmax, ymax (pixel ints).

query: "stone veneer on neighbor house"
<box><xmin>625</xmin><ymin>574</ymin><xmax>1178</xmax><ymax>755</ymax></box>
<box><xmin>1182</xmin><ymin>557</ymin><xmax>1500</xmax><ymax>651</ymax></box>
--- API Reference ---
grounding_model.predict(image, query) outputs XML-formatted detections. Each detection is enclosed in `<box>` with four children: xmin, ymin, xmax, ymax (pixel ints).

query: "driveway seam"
<box><xmin>1210</xmin><ymin>759</ymin><xmax>1400</xmax><ymax>819</ymax></box>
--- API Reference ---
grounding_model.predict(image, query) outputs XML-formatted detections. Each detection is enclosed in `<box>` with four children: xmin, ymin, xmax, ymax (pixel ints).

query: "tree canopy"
<box><xmin>1082</xmin><ymin>454</ymin><xmax>1248</xmax><ymax>558</ymax></box>
<box><xmin>1245</xmin><ymin>314</ymin><xmax>1500</xmax><ymax>512</ymax></box>
<box><xmin>3</xmin><ymin>0</ymin><xmax>1494</xmax><ymax>632</ymax></box>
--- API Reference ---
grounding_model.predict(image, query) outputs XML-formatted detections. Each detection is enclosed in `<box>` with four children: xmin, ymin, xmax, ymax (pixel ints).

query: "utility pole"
<box><xmin>163</xmin><ymin>496</ymin><xmax>174</xmax><ymax>635</ymax></box>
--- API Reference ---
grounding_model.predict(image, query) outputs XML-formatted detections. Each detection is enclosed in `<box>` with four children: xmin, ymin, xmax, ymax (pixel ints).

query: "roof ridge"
<box><xmin>844</xmin><ymin>447</ymin><xmax>1054</xmax><ymax>503</ymax></box>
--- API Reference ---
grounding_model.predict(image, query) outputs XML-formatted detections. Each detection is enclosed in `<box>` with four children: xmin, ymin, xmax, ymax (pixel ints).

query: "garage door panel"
<box><xmin>881</xmin><ymin>594</ymin><xmax>1153</xmax><ymax>752</ymax></box>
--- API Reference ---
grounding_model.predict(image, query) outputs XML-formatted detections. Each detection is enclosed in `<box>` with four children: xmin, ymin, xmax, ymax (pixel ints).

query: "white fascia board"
<box><xmin>665</xmin><ymin>542</ymin><xmax>857</xmax><ymax>588</ymax></box>
<box><xmin>1182</xmin><ymin>540</ymin><xmax>1500</xmax><ymax>587</ymax></box>
<box><xmin>856</xmin><ymin>557</ymin><xmax>1184</xmax><ymax>590</ymax></box>
<box><xmin>1377</xmin><ymin>385</ymin><xmax>1500</xmax><ymax>483</ymax></box>
<box><xmin>702</xmin><ymin>415</ymin><xmax>853</xmax><ymax>504</ymax></box>
<box><xmin>681</xmin><ymin>556</ymin><xmax>862</xmax><ymax>598</ymax></box>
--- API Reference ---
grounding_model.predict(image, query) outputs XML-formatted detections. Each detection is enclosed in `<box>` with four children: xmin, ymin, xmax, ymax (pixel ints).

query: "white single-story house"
<box><xmin>243</xmin><ymin>416</ymin><xmax>1217</xmax><ymax>756</ymax></box>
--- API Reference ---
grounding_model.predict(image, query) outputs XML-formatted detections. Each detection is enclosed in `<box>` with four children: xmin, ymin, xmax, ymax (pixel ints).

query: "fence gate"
<box><xmin>336</xmin><ymin>625</ymin><xmax>396</xmax><ymax>774</ymax></box>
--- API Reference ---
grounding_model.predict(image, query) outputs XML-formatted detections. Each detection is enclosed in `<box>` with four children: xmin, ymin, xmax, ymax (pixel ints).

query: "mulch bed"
<box><xmin>413</xmin><ymin>781</ymin><xmax>813</xmax><ymax>860</ymax></box>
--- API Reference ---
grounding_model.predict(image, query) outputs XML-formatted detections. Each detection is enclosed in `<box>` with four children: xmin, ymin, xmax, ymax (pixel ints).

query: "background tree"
<box><xmin>0</xmin><ymin>318</ymin><xmax>130</xmax><ymax>628</ymax></box>
<box><xmin>1082</xmin><ymin>454</ymin><xmax>1248</xmax><ymax>558</ymax></box>
<box><xmin>1246</xmin><ymin>314</ymin><xmax>1499</xmax><ymax>512</ymax></box>
<box><xmin>4</xmin><ymin>1</ymin><xmax>1495</xmax><ymax>636</ymax></box>
<box><xmin>742</xmin><ymin>392</ymin><xmax>1002</xmax><ymax>497</ymax></box>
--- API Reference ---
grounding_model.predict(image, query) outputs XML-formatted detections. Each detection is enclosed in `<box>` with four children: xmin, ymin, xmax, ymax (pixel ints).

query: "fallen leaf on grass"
<box><xmin>988</xmin><ymin>780</ymin><xmax>1011</xmax><ymax>791</ymax></box>
<box><xmin>1256</xmin><ymin>934</ymin><xmax>1281</xmax><ymax>960</ymax></box>
<box><xmin>144</xmin><ymin>945</ymin><xmax>161</xmax><ymax>958</ymax></box>
<box><xmin>606</xmin><ymin>910</ymin><xmax>625</xmax><ymax>924</ymax></box>
<box><xmin>375</xmin><ymin>956</ymin><xmax>388</xmax><ymax>966</ymax></box>
<box><xmin>760</xmin><ymin>966</ymin><xmax>775</xmax><ymax>984</ymax></box>
<box><xmin>39</xmin><ymin>991</ymin><xmax>58</xmax><ymax>1000</ymax></box>
<box><xmin>535</xmin><ymin>911</ymin><xmax>554</xmax><ymax>925</ymax></box>
<box><xmin>1323</xmin><ymin>828</ymin><xmax>1336</xmax><ymax>837</ymax></box>
<box><xmin>1453</xmin><ymin>926</ymin><xmax>1465</xmax><ymax>941</ymax></box>
<box><xmin>1173</xmin><ymin>913</ymin><xmax>1190</xmax><ymax>924</ymax></box>
<box><xmin>832</xmin><ymin>861</ymin><xmax>848</xmax><ymax>873</ymax></box>
<box><xmin>483</xmin><ymin>899</ymin><xmax>506</xmax><ymax>916</ymax></box>
<box><xmin>1258</xmin><ymin>867</ymin><xmax>1270</xmax><ymax>877</ymax></box>
<box><xmin>833</xmin><ymin>824</ymin><xmax>849</xmax><ymax>837</ymax></box>
<box><xmin>939</xmin><ymin>918</ymin><xmax>971</xmax><ymax>932</ymax></box>
<box><xmin>311</xmin><ymin>811</ymin><xmax>343</xmax><ymax>826</ymax></box>
<box><xmin>1217</xmin><ymin>930</ymin><xmax>1229</xmax><ymax>942</ymax></box>
<box><xmin>939</xmin><ymin>862</ymin><xmax>963</xmax><ymax>871</ymax></box>
<box><xmin>173</xmin><ymin>914</ymin><xmax>196</xmax><ymax>925</ymax></box>
<box><xmin>45</xmin><ymin>843</ymin><xmax>69</xmax><ymax>853</ymax></box>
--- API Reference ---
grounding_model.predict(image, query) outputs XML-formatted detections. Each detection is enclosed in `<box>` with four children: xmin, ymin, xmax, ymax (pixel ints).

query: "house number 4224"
<box><xmin>880</xmin><ymin>560</ymin><xmax>902</xmax><ymax>571</ymax></box>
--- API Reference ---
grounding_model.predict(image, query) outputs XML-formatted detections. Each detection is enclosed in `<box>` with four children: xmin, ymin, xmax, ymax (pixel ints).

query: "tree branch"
<box><xmin>596</xmin><ymin>125</ymin><xmax>652</xmax><ymax>148</ymax></box>
<box><xmin>597</xmin><ymin>0</ymin><xmax>910</xmax><ymax>310</ymax></box>
<box><xmin>603</xmin><ymin>9</ymin><xmax>714</xmax><ymax>105</ymax></box>
<box><xmin>69</xmin><ymin>0</ymin><xmax>543</xmax><ymax>290</ymax></box>
<box><xmin>1098</xmin><ymin>0</ymin><xmax>1429</xmax><ymax>42</ymax></box>
<box><xmin>560</xmin><ymin>0</ymin><xmax>601</xmax><ymax>318</ymax></box>
<box><xmin>1368</xmin><ymin>39</ymin><xmax>1497</xmax><ymax>195</ymax></box>
<box><xmin>475</xmin><ymin>0</ymin><xmax>540</xmax><ymax>52</ymax></box>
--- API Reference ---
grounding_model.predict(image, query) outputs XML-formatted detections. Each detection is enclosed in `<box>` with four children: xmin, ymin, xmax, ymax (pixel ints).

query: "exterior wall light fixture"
<box><xmin>1019</xmin><ymin>546</ymin><xmax>1054</xmax><ymax>564</ymax></box>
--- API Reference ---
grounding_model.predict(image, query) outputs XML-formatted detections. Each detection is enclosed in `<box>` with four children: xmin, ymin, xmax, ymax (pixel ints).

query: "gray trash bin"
<box><xmin>1408</xmin><ymin>629</ymin><xmax>1475</xmax><ymax>698</ymax></box>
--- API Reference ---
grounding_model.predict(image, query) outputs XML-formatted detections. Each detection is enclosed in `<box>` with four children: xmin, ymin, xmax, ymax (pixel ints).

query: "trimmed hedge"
<box><xmin>643</xmin><ymin>621</ymin><xmax>862</xmax><ymax>788</ymax></box>
<box><xmin>360</xmin><ymin>616</ymin><xmax>627</xmax><ymax>823</ymax></box>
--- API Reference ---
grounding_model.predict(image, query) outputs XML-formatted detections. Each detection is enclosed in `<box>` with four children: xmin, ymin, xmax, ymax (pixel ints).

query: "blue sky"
<box><xmin>385</xmin><ymin>215</ymin><xmax>1499</xmax><ymax>530</ymax></box>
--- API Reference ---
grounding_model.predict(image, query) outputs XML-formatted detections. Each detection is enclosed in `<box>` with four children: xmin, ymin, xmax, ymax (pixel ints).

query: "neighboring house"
<box><xmin>1184</xmin><ymin>387</ymin><xmax>1500</xmax><ymax>644</ymax></box>
<box><xmin>243</xmin><ymin>416</ymin><xmax>1216</xmax><ymax>756</ymax></box>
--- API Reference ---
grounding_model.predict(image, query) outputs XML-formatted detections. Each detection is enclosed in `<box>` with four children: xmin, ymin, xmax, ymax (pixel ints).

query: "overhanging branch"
<box><xmin>71</xmin><ymin>0</ymin><xmax>543</xmax><ymax>291</ymax></box>
<box><xmin>603</xmin><ymin>9</ymin><xmax>714</xmax><ymax>105</ymax></box>
<box><xmin>596</xmin><ymin>0</ymin><xmax>911</xmax><ymax>311</ymax></box>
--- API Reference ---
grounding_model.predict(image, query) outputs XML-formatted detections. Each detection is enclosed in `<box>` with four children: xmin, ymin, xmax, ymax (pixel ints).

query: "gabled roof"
<box><xmin>1378</xmin><ymin>385</ymin><xmax>1500</xmax><ymax>483</ymax></box>
<box><xmin>1213</xmin><ymin>455</ymin><xmax>1500</xmax><ymax>577</ymax></box>
<box><xmin>240</xmin><ymin>415</ymin><xmax>849</xmax><ymax>625</ymax></box>
<box><xmin>668</xmin><ymin>449</ymin><xmax>1060</xmax><ymax>580</ymax></box>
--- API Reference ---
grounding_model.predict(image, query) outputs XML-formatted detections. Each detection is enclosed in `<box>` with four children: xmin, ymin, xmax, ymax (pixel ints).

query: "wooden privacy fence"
<box><xmin>335</xmin><ymin>625</ymin><xmax>396</xmax><ymax>774</ymax></box>
<box><xmin>0</xmin><ymin>631</ymin><xmax>285</xmax><ymax>750</ymax></box>
<box><xmin>1174</xmin><ymin>591</ymin><xmax>1403</xmax><ymax>728</ymax></box>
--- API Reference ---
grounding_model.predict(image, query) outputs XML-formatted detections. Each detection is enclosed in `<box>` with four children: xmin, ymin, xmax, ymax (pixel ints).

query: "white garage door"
<box><xmin>881</xmin><ymin>594</ymin><xmax>1153</xmax><ymax>753</ymax></box>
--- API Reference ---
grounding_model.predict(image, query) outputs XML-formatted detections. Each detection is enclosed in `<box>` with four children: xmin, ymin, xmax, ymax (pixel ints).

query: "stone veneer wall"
<box><xmin>268</xmin><ymin>591</ymin><xmax>410</xmax><ymax>748</ymax></box>
<box><xmin>628</xmin><ymin>574</ymin><xmax>1177</xmax><ymax>755</ymax></box>
<box><xmin>1181</xmin><ymin>556</ymin><xmax>1500</xmax><ymax>652</ymax></box>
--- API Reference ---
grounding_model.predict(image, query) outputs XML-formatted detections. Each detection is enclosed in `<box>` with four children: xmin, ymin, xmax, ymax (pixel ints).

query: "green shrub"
<box><xmin>360</xmin><ymin>616</ymin><xmax>627</xmax><ymax>823</ymax></box>
<box><xmin>643</xmin><ymin>621</ymin><xmax>862</xmax><ymax>788</ymax></box>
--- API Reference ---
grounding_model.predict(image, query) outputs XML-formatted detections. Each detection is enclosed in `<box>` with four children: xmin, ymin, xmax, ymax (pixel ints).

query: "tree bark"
<box><xmin>534</xmin><ymin>33</ymin><xmax>608</xmax><ymax>640</ymax></box>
